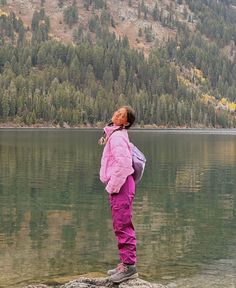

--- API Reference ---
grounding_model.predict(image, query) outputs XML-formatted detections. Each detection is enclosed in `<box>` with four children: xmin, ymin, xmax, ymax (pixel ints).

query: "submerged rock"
<box><xmin>24</xmin><ymin>285</ymin><xmax>49</xmax><ymax>288</ymax></box>
<box><xmin>23</xmin><ymin>277</ymin><xmax>169</xmax><ymax>288</ymax></box>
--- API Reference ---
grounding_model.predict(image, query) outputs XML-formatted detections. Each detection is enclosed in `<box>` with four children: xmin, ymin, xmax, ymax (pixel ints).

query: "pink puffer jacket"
<box><xmin>100</xmin><ymin>125</ymin><xmax>134</xmax><ymax>194</ymax></box>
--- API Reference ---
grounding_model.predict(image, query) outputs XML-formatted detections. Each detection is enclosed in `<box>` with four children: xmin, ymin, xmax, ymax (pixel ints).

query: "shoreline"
<box><xmin>0</xmin><ymin>122</ymin><xmax>236</xmax><ymax>130</ymax></box>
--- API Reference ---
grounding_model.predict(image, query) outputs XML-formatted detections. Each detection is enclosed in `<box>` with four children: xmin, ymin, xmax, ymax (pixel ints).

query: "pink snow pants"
<box><xmin>109</xmin><ymin>175</ymin><xmax>137</xmax><ymax>265</ymax></box>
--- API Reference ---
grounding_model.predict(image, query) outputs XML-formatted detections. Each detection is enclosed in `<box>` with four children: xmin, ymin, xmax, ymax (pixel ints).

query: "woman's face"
<box><xmin>112</xmin><ymin>107</ymin><xmax>128</xmax><ymax>126</ymax></box>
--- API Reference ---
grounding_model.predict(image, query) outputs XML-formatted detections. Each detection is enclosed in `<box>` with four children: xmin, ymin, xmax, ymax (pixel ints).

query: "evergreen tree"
<box><xmin>63</xmin><ymin>2</ymin><xmax>78</xmax><ymax>28</ymax></box>
<box><xmin>152</xmin><ymin>3</ymin><xmax>158</xmax><ymax>21</ymax></box>
<box><xmin>58</xmin><ymin>0</ymin><xmax>64</xmax><ymax>8</ymax></box>
<box><xmin>0</xmin><ymin>10</ymin><xmax>235</xmax><ymax>127</ymax></box>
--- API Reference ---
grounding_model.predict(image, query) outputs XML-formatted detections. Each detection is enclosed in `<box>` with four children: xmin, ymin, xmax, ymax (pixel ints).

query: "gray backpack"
<box><xmin>131</xmin><ymin>144</ymin><xmax>146</xmax><ymax>184</ymax></box>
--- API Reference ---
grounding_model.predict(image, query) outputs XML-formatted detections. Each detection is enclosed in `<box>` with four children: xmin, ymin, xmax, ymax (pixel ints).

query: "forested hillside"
<box><xmin>0</xmin><ymin>0</ymin><xmax>236</xmax><ymax>127</ymax></box>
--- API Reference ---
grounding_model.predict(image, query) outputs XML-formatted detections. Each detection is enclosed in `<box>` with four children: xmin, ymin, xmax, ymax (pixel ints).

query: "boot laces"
<box><xmin>118</xmin><ymin>263</ymin><xmax>128</xmax><ymax>273</ymax></box>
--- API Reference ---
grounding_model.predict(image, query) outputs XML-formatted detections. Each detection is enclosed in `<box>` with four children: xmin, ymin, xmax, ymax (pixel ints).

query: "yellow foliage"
<box><xmin>228</xmin><ymin>102</ymin><xmax>236</xmax><ymax>111</ymax></box>
<box><xmin>201</xmin><ymin>93</ymin><xmax>216</xmax><ymax>105</ymax></box>
<box><xmin>220</xmin><ymin>98</ymin><xmax>227</xmax><ymax>105</ymax></box>
<box><xmin>0</xmin><ymin>9</ymin><xmax>8</xmax><ymax>17</ymax></box>
<box><xmin>193</xmin><ymin>68</ymin><xmax>204</xmax><ymax>79</ymax></box>
<box><xmin>177</xmin><ymin>75</ymin><xmax>191</xmax><ymax>87</ymax></box>
<box><xmin>218</xmin><ymin>98</ymin><xmax>236</xmax><ymax>111</ymax></box>
<box><xmin>192</xmin><ymin>68</ymin><xmax>206</xmax><ymax>84</ymax></box>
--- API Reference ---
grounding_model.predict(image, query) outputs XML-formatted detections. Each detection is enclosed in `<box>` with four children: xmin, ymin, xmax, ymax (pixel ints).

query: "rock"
<box><xmin>61</xmin><ymin>277</ymin><xmax>168</xmax><ymax>288</ymax></box>
<box><xmin>23</xmin><ymin>277</ymin><xmax>168</xmax><ymax>288</ymax></box>
<box><xmin>63</xmin><ymin>122</ymin><xmax>70</xmax><ymax>128</ymax></box>
<box><xmin>24</xmin><ymin>285</ymin><xmax>49</xmax><ymax>288</ymax></box>
<box><xmin>165</xmin><ymin>284</ymin><xmax>177</xmax><ymax>288</ymax></box>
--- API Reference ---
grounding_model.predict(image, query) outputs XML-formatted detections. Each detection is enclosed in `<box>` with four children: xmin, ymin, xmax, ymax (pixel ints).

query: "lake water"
<box><xmin>0</xmin><ymin>129</ymin><xmax>235</xmax><ymax>288</ymax></box>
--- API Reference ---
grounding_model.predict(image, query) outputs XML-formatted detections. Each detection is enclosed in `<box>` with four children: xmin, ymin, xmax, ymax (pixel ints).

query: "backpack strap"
<box><xmin>99</xmin><ymin>125</ymin><xmax>123</xmax><ymax>145</ymax></box>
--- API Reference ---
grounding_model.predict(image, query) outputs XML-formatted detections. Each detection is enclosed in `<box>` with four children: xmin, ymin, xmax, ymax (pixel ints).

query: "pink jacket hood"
<box><xmin>99</xmin><ymin>125</ymin><xmax>134</xmax><ymax>194</ymax></box>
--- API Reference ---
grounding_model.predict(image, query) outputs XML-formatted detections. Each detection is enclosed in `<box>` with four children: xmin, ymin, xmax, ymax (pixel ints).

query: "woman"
<box><xmin>99</xmin><ymin>106</ymin><xmax>138</xmax><ymax>283</ymax></box>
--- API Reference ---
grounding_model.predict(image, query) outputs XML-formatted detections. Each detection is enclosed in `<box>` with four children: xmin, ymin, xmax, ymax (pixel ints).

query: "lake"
<box><xmin>0</xmin><ymin>129</ymin><xmax>235</xmax><ymax>288</ymax></box>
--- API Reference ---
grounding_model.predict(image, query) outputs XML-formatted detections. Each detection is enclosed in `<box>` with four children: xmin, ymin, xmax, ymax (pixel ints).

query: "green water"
<box><xmin>0</xmin><ymin>129</ymin><xmax>235</xmax><ymax>287</ymax></box>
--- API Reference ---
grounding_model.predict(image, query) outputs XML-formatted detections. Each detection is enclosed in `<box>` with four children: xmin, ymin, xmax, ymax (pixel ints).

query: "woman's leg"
<box><xmin>109</xmin><ymin>175</ymin><xmax>136</xmax><ymax>264</ymax></box>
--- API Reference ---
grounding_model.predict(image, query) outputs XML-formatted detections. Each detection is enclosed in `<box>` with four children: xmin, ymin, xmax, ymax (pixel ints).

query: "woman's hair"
<box><xmin>123</xmin><ymin>105</ymin><xmax>135</xmax><ymax>129</ymax></box>
<box><xmin>107</xmin><ymin>106</ymin><xmax>135</xmax><ymax>129</ymax></box>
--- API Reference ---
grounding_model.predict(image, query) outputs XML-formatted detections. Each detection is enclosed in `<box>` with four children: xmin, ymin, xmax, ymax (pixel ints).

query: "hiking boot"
<box><xmin>107</xmin><ymin>263</ymin><xmax>124</xmax><ymax>276</ymax></box>
<box><xmin>109</xmin><ymin>264</ymin><xmax>138</xmax><ymax>283</ymax></box>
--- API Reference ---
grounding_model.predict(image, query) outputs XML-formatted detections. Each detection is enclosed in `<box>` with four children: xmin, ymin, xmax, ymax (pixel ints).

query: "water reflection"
<box><xmin>0</xmin><ymin>130</ymin><xmax>235</xmax><ymax>287</ymax></box>
<box><xmin>131</xmin><ymin>132</ymin><xmax>236</xmax><ymax>282</ymax></box>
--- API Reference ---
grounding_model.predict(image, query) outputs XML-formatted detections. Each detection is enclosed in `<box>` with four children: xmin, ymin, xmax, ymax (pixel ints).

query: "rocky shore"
<box><xmin>23</xmin><ymin>277</ymin><xmax>176</xmax><ymax>288</ymax></box>
<box><xmin>0</xmin><ymin>121</ymin><xmax>206</xmax><ymax>129</ymax></box>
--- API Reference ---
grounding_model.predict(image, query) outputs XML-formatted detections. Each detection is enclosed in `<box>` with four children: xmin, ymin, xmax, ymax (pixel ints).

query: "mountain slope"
<box><xmin>3</xmin><ymin>0</ymin><xmax>236</xmax><ymax>56</ymax></box>
<box><xmin>0</xmin><ymin>0</ymin><xmax>235</xmax><ymax>127</ymax></box>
